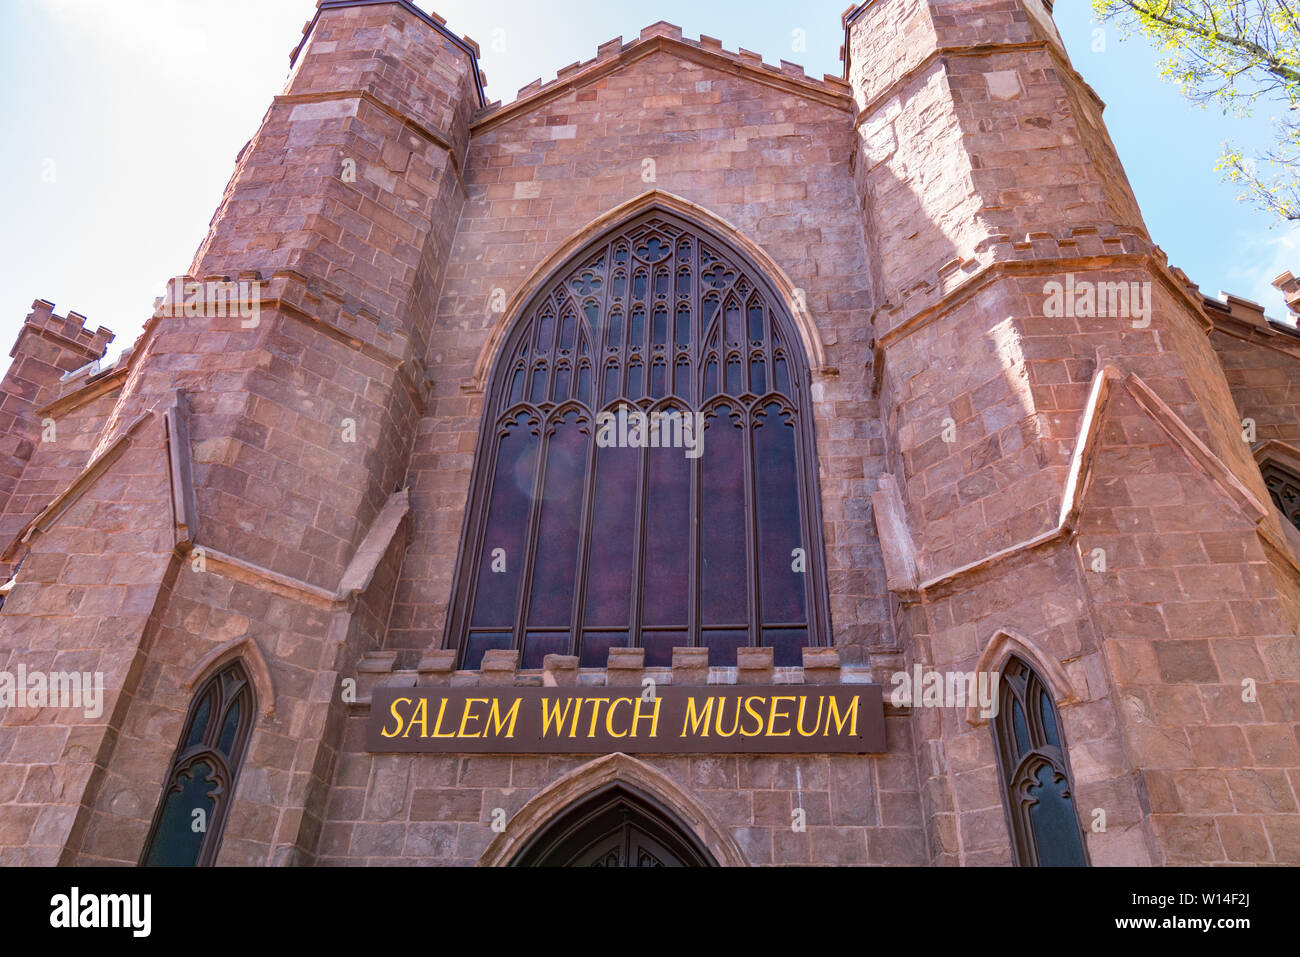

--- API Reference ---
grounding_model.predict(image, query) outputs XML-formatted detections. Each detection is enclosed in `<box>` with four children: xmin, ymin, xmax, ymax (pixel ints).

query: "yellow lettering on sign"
<box><xmin>681</xmin><ymin>696</ymin><xmax>714</xmax><ymax>737</ymax></box>
<box><xmin>541</xmin><ymin>697</ymin><xmax>575</xmax><ymax>737</ymax></box>
<box><xmin>403</xmin><ymin>697</ymin><xmax>428</xmax><ymax>738</ymax></box>
<box><xmin>716</xmin><ymin>697</ymin><xmax>740</xmax><ymax>737</ymax></box>
<box><xmin>458</xmin><ymin>698</ymin><xmax>487</xmax><ymax>738</ymax></box>
<box><xmin>381</xmin><ymin>697</ymin><xmax>412</xmax><ymax>738</ymax></box>
<box><xmin>606</xmin><ymin>697</ymin><xmax>631</xmax><ymax>738</ymax></box>
<box><xmin>431</xmin><ymin>697</ymin><xmax>458</xmax><ymax>738</ymax></box>
<box><xmin>585</xmin><ymin>698</ymin><xmax>609</xmax><ymax>737</ymax></box>
<box><xmin>766</xmin><ymin>696</ymin><xmax>795</xmax><ymax>736</ymax></box>
<box><xmin>487</xmin><ymin>697</ymin><xmax>520</xmax><ymax>738</ymax></box>
<box><xmin>796</xmin><ymin>695</ymin><xmax>825</xmax><ymax>737</ymax></box>
<box><xmin>825</xmin><ymin>695</ymin><xmax>860</xmax><ymax>736</ymax></box>
<box><xmin>740</xmin><ymin>696</ymin><xmax>765</xmax><ymax>737</ymax></box>
<box><xmin>631</xmin><ymin>696</ymin><xmax>661</xmax><ymax>737</ymax></box>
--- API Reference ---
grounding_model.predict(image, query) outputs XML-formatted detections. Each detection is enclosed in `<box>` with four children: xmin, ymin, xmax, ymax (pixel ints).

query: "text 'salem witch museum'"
<box><xmin>1</xmin><ymin>0</ymin><xmax>1299</xmax><ymax>867</ymax></box>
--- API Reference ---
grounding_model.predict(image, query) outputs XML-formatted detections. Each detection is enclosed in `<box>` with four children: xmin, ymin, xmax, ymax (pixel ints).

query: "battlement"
<box><xmin>288</xmin><ymin>0</ymin><xmax>486</xmax><ymax>107</ymax></box>
<box><xmin>479</xmin><ymin>20</ymin><xmax>852</xmax><ymax>116</ymax></box>
<box><xmin>1275</xmin><ymin>270</ymin><xmax>1300</xmax><ymax>316</ymax></box>
<box><xmin>11</xmin><ymin>300</ymin><xmax>115</xmax><ymax>363</ymax></box>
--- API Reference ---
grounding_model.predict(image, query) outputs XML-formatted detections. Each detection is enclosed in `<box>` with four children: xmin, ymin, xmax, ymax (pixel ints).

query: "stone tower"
<box><xmin>849</xmin><ymin>0</ymin><xmax>1299</xmax><ymax>864</ymax></box>
<box><xmin>0</xmin><ymin>0</ymin><xmax>1294</xmax><ymax>866</ymax></box>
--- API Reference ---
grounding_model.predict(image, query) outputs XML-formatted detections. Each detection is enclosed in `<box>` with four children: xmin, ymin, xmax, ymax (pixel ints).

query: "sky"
<box><xmin>0</xmin><ymin>0</ymin><xmax>1296</xmax><ymax>368</ymax></box>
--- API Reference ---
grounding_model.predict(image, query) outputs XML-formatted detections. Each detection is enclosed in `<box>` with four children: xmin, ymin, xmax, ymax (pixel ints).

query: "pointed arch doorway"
<box><xmin>511</xmin><ymin>784</ymin><xmax>717</xmax><ymax>867</ymax></box>
<box><xmin>480</xmin><ymin>754</ymin><xmax>744</xmax><ymax>867</ymax></box>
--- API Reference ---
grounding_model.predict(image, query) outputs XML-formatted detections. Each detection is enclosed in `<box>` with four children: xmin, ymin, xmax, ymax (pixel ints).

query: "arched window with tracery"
<box><xmin>448</xmin><ymin>211</ymin><xmax>830</xmax><ymax>671</ymax></box>
<box><xmin>141</xmin><ymin>660</ymin><xmax>254</xmax><ymax>866</ymax></box>
<box><xmin>991</xmin><ymin>657</ymin><xmax>1088</xmax><ymax>866</ymax></box>
<box><xmin>1261</xmin><ymin>460</ymin><xmax>1300</xmax><ymax>532</ymax></box>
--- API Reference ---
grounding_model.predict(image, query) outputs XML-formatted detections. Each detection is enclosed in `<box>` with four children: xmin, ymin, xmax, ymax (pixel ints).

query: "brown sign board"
<box><xmin>366</xmin><ymin>685</ymin><xmax>887</xmax><ymax>754</ymax></box>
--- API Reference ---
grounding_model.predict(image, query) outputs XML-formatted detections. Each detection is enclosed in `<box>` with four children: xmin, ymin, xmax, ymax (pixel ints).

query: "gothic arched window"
<box><xmin>141</xmin><ymin>660</ymin><xmax>254</xmax><ymax>866</ymax></box>
<box><xmin>448</xmin><ymin>211</ymin><xmax>829</xmax><ymax>671</ymax></box>
<box><xmin>992</xmin><ymin>658</ymin><xmax>1088</xmax><ymax>866</ymax></box>
<box><xmin>1261</xmin><ymin>460</ymin><xmax>1300</xmax><ymax>532</ymax></box>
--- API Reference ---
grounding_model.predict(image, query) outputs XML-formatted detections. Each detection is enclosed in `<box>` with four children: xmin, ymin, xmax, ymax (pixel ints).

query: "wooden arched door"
<box><xmin>512</xmin><ymin>785</ymin><xmax>716</xmax><ymax>867</ymax></box>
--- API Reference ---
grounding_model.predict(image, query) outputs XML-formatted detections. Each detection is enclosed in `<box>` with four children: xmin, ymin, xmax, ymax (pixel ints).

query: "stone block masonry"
<box><xmin>0</xmin><ymin>0</ymin><xmax>1295</xmax><ymax>867</ymax></box>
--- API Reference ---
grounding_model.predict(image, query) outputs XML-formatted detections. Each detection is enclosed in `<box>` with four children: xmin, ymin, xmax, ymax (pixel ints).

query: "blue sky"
<box><xmin>1</xmin><ymin>0</ymin><xmax>1295</xmax><ymax>366</ymax></box>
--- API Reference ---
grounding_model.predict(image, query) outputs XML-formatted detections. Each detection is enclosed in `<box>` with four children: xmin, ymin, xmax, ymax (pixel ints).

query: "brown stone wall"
<box><xmin>0</xmin><ymin>303</ymin><xmax>115</xmax><ymax>576</ymax></box>
<box><xmin>1209</xmin><ymin>314</ymin><xmax>1300</xmax><ymax>449</ymax></box>
<box><xmin>0</xmin><ymin>417</ymin><xmax>175</xmax><ymax>865</ymax></box>
<box><xmin>318</xmin><ymin>684</ymin><xmax>923</xmax><ymax>866</ymax></box>
<box><xmin>851</xmin><ymin>0</ymin><xmax>1299</xmax><ymax>866</ymax></box>
<box><xmin>1</xmin><ymin>0</ymin><xmax>1297</xmax><ymax>869</ymax></box>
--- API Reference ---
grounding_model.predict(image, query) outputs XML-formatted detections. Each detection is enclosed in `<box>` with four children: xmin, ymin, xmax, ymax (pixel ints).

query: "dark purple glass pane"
<box><xmin>763</xmin><ymin>628</ymin><xmax>808</xmax><ymax>668</ymax></box>
<box><xmin>775</xmin><ymin>355</ymin><xmax>790</xmax><ymax>394</ymax></box>
<box><xmin>577</xmin><ymin>365</ymin><xmax>591</xmax><ymax>405</ymax></box>
<box><xmin>643</xmin><ymin>631</ymin><xmax>686</xmax><ymax>668</ymax></box>
<box><xmin>652</xmin><ymin>305</ymin><xmax>667</xmax><ymax>347</ymax></box>
<box><xmin>725</xmin><ymin>357</ymin><xmax>742</xmax><ymax>395</ymax></box>
<box><xmin>470</xmin><ymin>418</ymin><xmax>539</xmax><ymax>627</ymax></box>
<box><xmin>748</xmin><ymin>301</ymin><xmax>764</xmax><ymax>342</ymax></box>
<box><xmin>615</xmin><ymin>245</ymin><xmax>628</xmax><ymax>265</ymax></box>
<box><xmin>725</xmin><ymin>300</ymin><xmax>743</xmax><ymax>345</ymax></box>
<box><xmin>584</xmin><ymin>445</ymin><xmax>638</xmax><ymax>625</ymax></box>
<box><xmin>561</xmin><ymin>313</ymin><xmax>577</xmax><ymax>351</ymax></box>
<box><xmin>527</xmin><ymin>413</ymin><xmax>588</xmax><ymax>625</ymax></box>
<box><xmin>553</xmin><ymin>365</ymin><xmax>571</xmax><ymax>401</ymax></box>
<box><xmin>580</xmin><ymin>632</ymin><xmax>629</xmax><ymax>669</ymax></box>
<box><xmin>537</xmin><ymin>312</ymin><xmax>555</xmax><ymax>352</ymax></box>
<box><xmin>628</xmin><ymin>362</ymin><xmax>643</xmax><ymax>396</ymax></box>
<box><xmin>508</xmin><ymin>366</ymin><xmax>524</xmax><ymax>404</ymax></box>
<box><xmin>701</xmin><ymin>406</ymin><xmax>747</xmax><ymax>625</ymax></box>
<box><xmin>633</xmin><ymin>270</ymin><xmax>647</xmax><ymax>301</ymax></box>
<box><xmin>673</xmin><ymin>360</ymin><xmax>689</xmax><ymax>399</ymax></box>
<box><xmin>523</xmin><ymin>632</ymin><xmax>570</xmax><ymax>670</ymax></box>
<box><xmin>750</xmin><ymin>356</ymin><xmax>766</xmax><ymax>394</ymax></box>
<box><xmin>641</xmin><ymin>446</ymin><xmax>689</xmax><ymax>626</ymax></box>
<box><xmin>655</xmin><ymin>268</ymin><xmax>669</xmax><ymax>298</ymax></box>
<box><xmin>464</xmin><ymin>632</ymin><xmax>512</xmax><ymax>670</ymax></box>
<box><xmin>529</xmin><ymin>365</ymin><xmax>547</xmax><ymax>403</ymax></box>
<box><xmin>704</xmin><ymin>358</ymin><xmax>718</xmax><ymax>398</ymax></box>
<box><xmin>630</xmin><ymin>307</ymin><xmax>645</xmax><ymax>348</ymax></box>
<box><xmin>703</xmin><ymin>630</ymin><xmax>749</xmax><ymax>667</ymax></box>
<box><xmin>604</xmin><ymin>363</ymin><xmax>619</xmax><ymax>403</ymax></box>
<box><xmin>702</xmin><ymin>294</ymin><xmax>720</xmax><ymax>329</ymax></box>
<box><xmin>608</xmin><ymin>311</ymin><xmax>622</xmax><ymax>350</ymax></box>
<box><xmin>754</xmin><ymin>403</ymin><xmax>807</xmax><ymax>623</ymax></box>
<box><xmin>677</xmin><ymin>270</ymin><xmax>690</xmax><ymax>299</ymax></box>
<box><xmin>650</xmin><ymin>361</ymin><xmax>666</xmax><ymax>398</ymax></box>
<box><xmin>612</xmin><ymin>272</ymin><xmax>626</xmax><ymax>300</ymax></box>
<box><xmin>675</xmin><ymin>305</ymin><xmax>690</xmax><ymax>347</ymax></box>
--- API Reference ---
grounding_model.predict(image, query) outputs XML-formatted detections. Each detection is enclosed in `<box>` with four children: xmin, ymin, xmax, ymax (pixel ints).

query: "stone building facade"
<box><xmin>1</xmin><ymin>0</ymin><xmax>1298</xmax><ymax>866</ymax></box>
